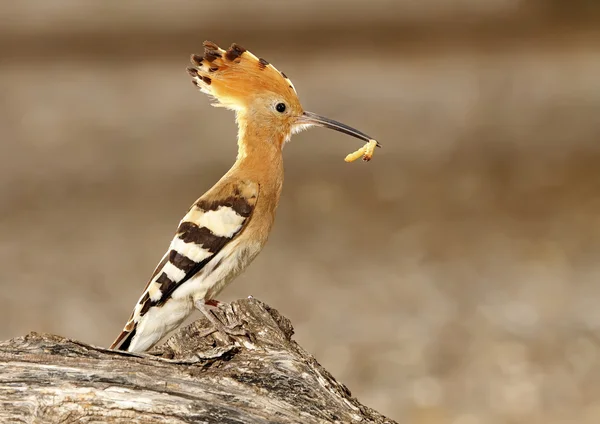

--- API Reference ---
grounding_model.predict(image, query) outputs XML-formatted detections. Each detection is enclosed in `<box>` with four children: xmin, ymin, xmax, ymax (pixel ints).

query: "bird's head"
<box><xmin>187</xmin><ymin>41</ymin><xmax>377</xmax><ymax>151</ymax></box>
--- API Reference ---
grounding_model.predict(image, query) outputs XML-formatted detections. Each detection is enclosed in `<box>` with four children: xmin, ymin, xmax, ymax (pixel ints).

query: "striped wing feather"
<box><xmin>110</xmin><ymin>180</ymin><xmax>258</xmax><ymax>350</ymax></box>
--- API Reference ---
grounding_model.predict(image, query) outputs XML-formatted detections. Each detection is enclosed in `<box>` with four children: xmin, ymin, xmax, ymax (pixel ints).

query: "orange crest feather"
<box><xmin>187</xmin><ymin>41</ymin><xmax>297</xmax><ymax>111</ymax></box>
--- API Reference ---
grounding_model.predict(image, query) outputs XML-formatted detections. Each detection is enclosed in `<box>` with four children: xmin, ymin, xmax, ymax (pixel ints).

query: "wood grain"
<box><xmin>0</xmin><ymin>298</ymin><xmax>396</xmax><ymax>424</ymax></box>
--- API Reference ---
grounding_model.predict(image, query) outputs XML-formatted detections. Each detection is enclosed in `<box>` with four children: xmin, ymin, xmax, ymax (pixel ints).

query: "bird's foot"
<box><xmin>204</xmin><ymin>299</ymin><xmax>221</xmax><ymax>308</ymax></box>
<box><xmin>195</xmin><ymin>300</ymin><xmax>248</xmax><ymax>340</ymax></box>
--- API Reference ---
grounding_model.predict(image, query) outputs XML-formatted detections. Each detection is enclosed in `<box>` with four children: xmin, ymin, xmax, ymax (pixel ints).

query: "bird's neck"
<box><xmin>234</xmin><ymin>117</ymin><xmax>284</xmax><ymax>173</ymax></box>
<box><xmin>229</xmin><ymin>118</ymin><xmax>285</xmax><ymax>199</ymax></box>
<box><xmin>235</xmin><ymin>114</ymin><xmax>285</xmax><ymax>159</ymax></box>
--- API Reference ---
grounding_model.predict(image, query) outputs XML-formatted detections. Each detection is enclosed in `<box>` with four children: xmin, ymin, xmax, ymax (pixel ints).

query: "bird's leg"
<box><xmin>195</xmin><ymin>300</ymin><xmax>247</xmax><ymax>339</ymax></box>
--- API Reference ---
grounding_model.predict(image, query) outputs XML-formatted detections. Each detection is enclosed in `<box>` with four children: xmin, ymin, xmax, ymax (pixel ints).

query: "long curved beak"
<box><xmin>297</xmin><ymin>111</ymin><xmax>381</xmax><ymax>147</ymax></box>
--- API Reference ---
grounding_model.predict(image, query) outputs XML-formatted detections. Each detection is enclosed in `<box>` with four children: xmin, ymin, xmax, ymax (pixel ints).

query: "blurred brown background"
<box><xmin>2</xmin><ymin>1</ymin><xmax>600</xmax><ymax>422</ymax></box>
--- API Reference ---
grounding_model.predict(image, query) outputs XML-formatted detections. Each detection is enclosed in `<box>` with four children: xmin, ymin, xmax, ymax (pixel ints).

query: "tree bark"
<box><xmin>0</xmin><ymin>298</ymin><xmax>397</xmax><ymax>424</ymax></box>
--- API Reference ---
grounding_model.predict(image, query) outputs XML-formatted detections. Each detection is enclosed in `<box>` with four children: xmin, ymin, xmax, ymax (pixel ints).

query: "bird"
<box><xmin>110</xmin><ymin>41</ymin><xmax>379</xmax><ymax>352</ymax></box>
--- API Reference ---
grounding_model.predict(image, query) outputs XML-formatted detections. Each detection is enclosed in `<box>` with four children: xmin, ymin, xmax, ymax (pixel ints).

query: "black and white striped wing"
<box><xmin>111</xmin><ymin>181</ymin><xmax>258</xmax><ymax>350</ymax></box>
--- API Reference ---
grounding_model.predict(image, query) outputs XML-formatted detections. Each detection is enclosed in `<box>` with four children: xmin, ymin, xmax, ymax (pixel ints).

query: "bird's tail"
<box><xmin>110</xmin><ymin>327</ymin><xmax>136</xmax><ymax>351</ymax></box>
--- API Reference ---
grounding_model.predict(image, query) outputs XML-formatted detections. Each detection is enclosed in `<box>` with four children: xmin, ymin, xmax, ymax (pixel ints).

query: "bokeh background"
<box><xmin>2</xmin><ymin>1</ymin><xmax>600</xmax><ymax>422</ymax></box>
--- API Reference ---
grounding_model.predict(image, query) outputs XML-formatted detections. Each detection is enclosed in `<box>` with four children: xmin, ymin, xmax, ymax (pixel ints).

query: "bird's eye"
<box><xmin>276</xmin><ymin>103</ymin><xmax>286</xmax><ymax>113</ymax></box>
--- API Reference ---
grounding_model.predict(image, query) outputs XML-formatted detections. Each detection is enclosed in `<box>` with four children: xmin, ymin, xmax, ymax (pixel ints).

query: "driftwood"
<box><xmin>0</xmin><ymin>298</ymin><xmax>397</xmax><ymax>423</ymax></box>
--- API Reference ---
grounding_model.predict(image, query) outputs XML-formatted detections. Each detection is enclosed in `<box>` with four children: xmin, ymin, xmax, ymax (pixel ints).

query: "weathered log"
<box><xmin>0</xmin><ymin>298</ymin><xmax>397</xmax><ymax>423</ymax></box>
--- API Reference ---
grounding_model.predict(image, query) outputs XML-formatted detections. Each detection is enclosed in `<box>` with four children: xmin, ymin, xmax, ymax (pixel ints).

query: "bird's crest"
<box><xmin>187</xmin><ymin>41</ymin><xmax>297</xmax><ymax>111</ymax></box>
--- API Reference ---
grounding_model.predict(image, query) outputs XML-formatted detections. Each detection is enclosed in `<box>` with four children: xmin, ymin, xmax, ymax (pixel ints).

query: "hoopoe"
<box><xmin>110</xmin><ymin>41</ymin><xmax>379</xmax><ymax>352</ymax></box>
